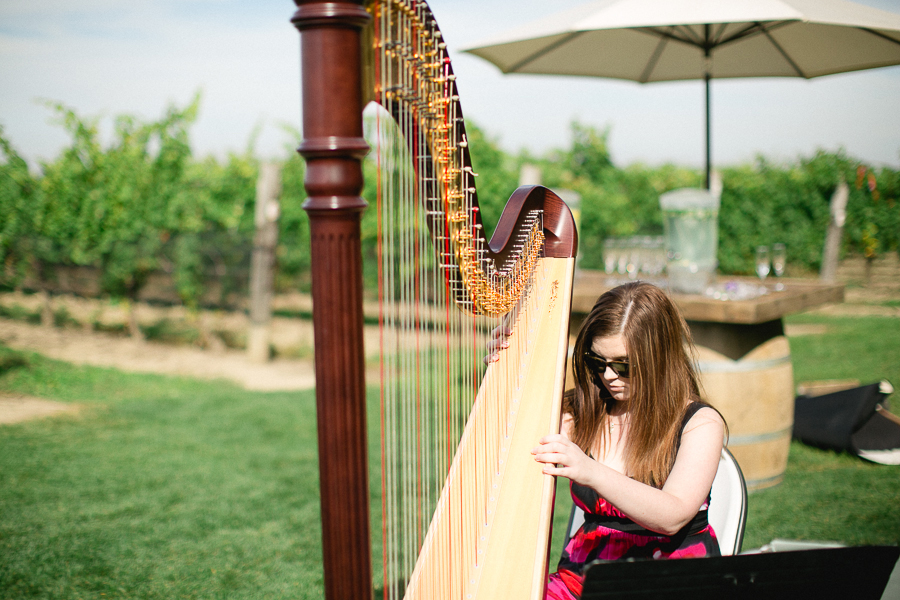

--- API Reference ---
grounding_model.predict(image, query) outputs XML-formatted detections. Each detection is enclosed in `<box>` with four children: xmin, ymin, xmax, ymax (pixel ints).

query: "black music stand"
<box><xmin>581</xmin><ymin>546</ymin><xmax>899</xmax><ymax>600</ymax></box>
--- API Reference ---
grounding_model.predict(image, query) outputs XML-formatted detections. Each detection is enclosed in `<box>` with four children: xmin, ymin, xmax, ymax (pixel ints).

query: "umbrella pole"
<box><xmin>704</xmin><ymin>71</ymin><xmax>711</xmax><ymax>190</ymax></box>
<box><xmin>703</xmin><ymin>34</ymin><xmax>712</xmax><ymax>191</ymax></box>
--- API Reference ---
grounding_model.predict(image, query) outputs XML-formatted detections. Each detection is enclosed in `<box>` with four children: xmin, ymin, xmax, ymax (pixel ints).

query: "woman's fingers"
<box><xmin>483</xmin><ymin>325</ymin><xmax>512</xmax><ymax>365</ymax></box>
<box><xmin>531</xmin><ymin>439</ymin><xmax>575</xmax><ymax>464</ymax></box>
<box><xmin>540</xmin><ymin>464</ymin><xmax>565</xmax><ymax>476</ymax></box>
<box><xmin>485</xmin><ymin>338</ymin><xmax>510</xmax><ymax>353</ymax></box>
<box><xmin>532</xmin><ymin>436</ymin><xmax>591</xmax><ymax>483</ymax></box>
<box><xmin>534</xmin><ymin>452</ymin><xmax>576</xmax><ymax>478</ymax></box>
<box><xmin>538</xmin><ymin>434</ymin><xmax>569</xmax><ymax>446</ymax></box>
<box><xmin>483</xmin><ymin>342</ymin><xmax>507</xmax><ymax>365</ymax></box>
<box><xmin>533</xmin><ymin>452</ymin><xmax>567</xmax><ymax>465</ymax></box>
<box><xmin>532</xmin><ymin>439</ymin><xmax>570</xmax><ymax>456</ymax></box>
<box><xmin>490</xmin><ymin>324</ymin><xmax>513</xmax><ymax>339</ymax></box>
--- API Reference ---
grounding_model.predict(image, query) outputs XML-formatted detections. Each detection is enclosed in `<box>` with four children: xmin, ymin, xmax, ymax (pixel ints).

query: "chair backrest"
<box><xmin>562</xmin><ymin>448</ymin><xmax>748</xmax><ymax>556</ymax></box>
<box><xmin>708</xmin><ymin>446</ymin><xmax>748</xmax><ymax>555</ymax></box>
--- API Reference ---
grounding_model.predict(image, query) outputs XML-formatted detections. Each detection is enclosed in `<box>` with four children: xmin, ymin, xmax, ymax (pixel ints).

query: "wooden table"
<box><xmin>570</xmin><ymin>272</ymin><xmax>844</xmax><ymax>490</ymax></box>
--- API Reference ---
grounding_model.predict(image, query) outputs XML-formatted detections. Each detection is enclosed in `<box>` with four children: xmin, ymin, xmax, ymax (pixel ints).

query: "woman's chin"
<box><xmin>607</xmin><ymin>389</ymin><xmax>628</xmax><ymax>402</ymax></box>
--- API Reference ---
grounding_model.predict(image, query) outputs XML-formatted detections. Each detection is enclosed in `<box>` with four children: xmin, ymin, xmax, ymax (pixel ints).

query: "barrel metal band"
<box><xmin>727</xmin><ymin>425</ymin><xmax>793</xmax><ymax>446</ymax></box>
<box><xmin>745</xmin><ymin>473</ymin><xmax>785</xmax><ymax>490</ymax></box>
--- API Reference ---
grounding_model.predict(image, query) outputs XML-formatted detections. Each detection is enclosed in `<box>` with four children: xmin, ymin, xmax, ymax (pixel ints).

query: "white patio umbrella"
<box><xmin>464</xmin><ymin>0</ymin><xmax>900</xmax><ymax>187</ymax></box>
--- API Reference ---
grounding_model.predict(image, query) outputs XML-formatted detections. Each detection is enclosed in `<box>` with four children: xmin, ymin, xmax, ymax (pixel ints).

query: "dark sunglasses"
<box><xmin>583</xmin><ymin>350</ymin><xmax>631</xmax><ymax>378</ymax></box>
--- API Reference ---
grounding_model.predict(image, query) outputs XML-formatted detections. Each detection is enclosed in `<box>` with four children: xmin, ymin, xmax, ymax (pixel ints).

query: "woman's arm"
<box><xmin>533</xmin><ymin>407</ymin><xmax>724</xmax><ymax>535</ymax></box>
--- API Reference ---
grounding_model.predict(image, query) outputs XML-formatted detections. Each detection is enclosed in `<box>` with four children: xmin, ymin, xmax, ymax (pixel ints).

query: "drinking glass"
<box><xmin>755</xmin><ymin>245</ymin><xmax>770</xmax><ymax>286</ymax></box>
<box><xmin>626</xmin><ymin>252</ymin><xmax>639</xmax><ymax>279</ymax></box>
<box><xmin>603</xmin><ymin>239</ymin><xmax>617</xmax><ymax>275</ymax></box>
<box><xmin>772</xmin><ymin>243</ymin><xmax>786</xmax><ymax>290</ymax></box>
<box><xmin>617</xmin><ymin>241</ymin><xmax>629</xmax><ymax>275</ymax></box>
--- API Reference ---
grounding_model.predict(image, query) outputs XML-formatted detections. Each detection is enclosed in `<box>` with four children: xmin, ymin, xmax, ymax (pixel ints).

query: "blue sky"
<box><xmin>1</xmin><ymin>0</ymin><xmax>899</xmax><ymax>171</ymax></box>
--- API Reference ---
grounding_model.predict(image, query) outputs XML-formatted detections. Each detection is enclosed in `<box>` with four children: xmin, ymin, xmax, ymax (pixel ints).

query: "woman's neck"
<box><xmin>608</xmin><ymin>400</ymin><xmax>629</xmax><ymax>418</ymax></box>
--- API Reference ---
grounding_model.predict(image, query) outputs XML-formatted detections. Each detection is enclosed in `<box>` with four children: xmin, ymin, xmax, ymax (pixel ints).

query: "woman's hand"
<box><xmin>483</xmin><ymin>324</ymin><xmax>512</xmax><ymax>365</ymax></box>
<box><xmin>531</xmin><ymin>434</ymin><xmax>594</xmax><ymax>486</ymax></box>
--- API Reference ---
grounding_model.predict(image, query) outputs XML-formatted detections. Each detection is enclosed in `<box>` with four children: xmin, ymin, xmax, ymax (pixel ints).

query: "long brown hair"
<box><xmin>564</xmin><ymin>282</ymin><xmax>707</xmax><ymax>488</ymax></box>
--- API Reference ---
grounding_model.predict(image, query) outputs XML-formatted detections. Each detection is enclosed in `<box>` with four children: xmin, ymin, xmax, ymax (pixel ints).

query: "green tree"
<box><xmin>277</xmin><ymin>151</ymin><xmax>310</xmax><ymax>291</ymax></box>
<box><xmin>715</xmin><ymin>151</ymin><xmax>889</xmax><ymax>276</ymax></box>
<box><xmin>464</xmin><ymin>121</ymin><xmax>519</xmax><ymax>236</ymax></box>
<box><xmin>568</xmin><ymin>121</ymin><xmax>614</xmax><ymax>185</ymax></box>
<box><xmin>173</xmin><ymin>150</ymin><xmax>258</xmax><ymax>309</ymax></box>
<box><xmin>36</xmin><ymin>98</ymin><xmax>200</xmax><ymax>336</ymax></box>
<box><xmin>97</xmin><ymin>98</ymin><xmax>199</xmax><ymax>336</ymax></box>
<box><xmin>0</xmin><ymin>127</ymin><xmax>40</xmax><ymax>291</ymax></box>
<box><xmin>846</xmin><ymin>162</ymin><xmax>900</xmax><ymax>281</ymax></box>
<box><xmin>28</xmin><ymin>106</ymin><xmax>108</xmax><ymax>325</ymax></box>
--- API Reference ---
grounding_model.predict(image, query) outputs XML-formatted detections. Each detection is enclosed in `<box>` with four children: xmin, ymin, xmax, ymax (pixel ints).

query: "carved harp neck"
<box><xmin>370</xmin><ymin>0</ymin><xmax>576</xmax><ymax>313</ymax></box>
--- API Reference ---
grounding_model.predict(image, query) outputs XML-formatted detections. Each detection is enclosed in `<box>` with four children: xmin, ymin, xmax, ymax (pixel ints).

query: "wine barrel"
<box><xmin>696</xmin><ymin>334</ymin><xmax>794</xmax><ymax>490</ymax></box>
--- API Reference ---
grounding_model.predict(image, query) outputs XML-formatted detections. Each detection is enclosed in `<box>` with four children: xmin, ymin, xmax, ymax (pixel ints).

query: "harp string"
<box><xmin>371</xmin><ymin>1</ymin><xmax>549</xmax><ymax>598</ymax></box>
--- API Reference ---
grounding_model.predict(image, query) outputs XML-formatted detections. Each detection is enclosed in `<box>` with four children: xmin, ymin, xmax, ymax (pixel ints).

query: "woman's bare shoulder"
<box><xmin>683</xmin><ymin>405</ymin><xmax>725</xmax><ymax>437</ymax></box>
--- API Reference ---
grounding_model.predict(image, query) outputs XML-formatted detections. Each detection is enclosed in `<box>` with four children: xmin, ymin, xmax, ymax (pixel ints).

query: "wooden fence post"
<box><xmin>820</xmin><ymin>181</ymin><xmax>849</xmax><ymax>283</ymax></box>
<box><xmin>247</xmin><ymin>162</ymin><xmax>282</xmax><ymax>363</ymax></box>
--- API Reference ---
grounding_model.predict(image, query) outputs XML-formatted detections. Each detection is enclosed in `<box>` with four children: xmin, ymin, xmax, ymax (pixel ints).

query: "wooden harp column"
<box><xmin>291</xmin><ymin>2</ymin><xmax>374</xmax><ymax>600</ymax></box>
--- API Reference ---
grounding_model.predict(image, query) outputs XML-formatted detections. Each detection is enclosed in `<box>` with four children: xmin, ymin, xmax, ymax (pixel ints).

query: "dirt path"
<box><xmin>0</xmin><ymin>319</ymin><xmax>316</xmax><ymax>392</ymax></box>
<box><xmin>0</xmin><ymin>392</ymin><xmax>82</xmax><ymax>425</ymax></box>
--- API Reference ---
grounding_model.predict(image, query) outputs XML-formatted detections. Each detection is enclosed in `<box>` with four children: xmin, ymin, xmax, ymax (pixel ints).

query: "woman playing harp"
<box><xmin>524</xmin><ymin>282</ymin><xmax>727</xmax><ymax>600</ymax></box>
<box><xmin>291</xmin><ymin>1</ymin><xmax>577</xmax><ymax>599</ymax></box>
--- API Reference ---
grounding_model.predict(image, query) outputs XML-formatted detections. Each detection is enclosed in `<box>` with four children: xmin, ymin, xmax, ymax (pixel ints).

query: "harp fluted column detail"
<box><xmin>292</xmin><ymin>2</ymin><xmax>373</xmax><ymax>600</ymax></box>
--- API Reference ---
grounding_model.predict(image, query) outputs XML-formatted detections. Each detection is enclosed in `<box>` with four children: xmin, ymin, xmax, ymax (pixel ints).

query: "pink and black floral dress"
<box><xmin>545</xmin><ymin>403</ymin><xmax>720</xmax><ymax>600</ymax></box>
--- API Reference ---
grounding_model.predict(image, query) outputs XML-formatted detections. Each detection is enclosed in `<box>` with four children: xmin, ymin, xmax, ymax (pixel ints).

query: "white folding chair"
<box><xmin>708</xmin><ymin>446</ymin><xmax>748</xmax><ymax>555</ymax></box>
<box><xmin>562</xmin><ymin>448</ymin><xmax>748</xmax><ymax>556</ymax></box>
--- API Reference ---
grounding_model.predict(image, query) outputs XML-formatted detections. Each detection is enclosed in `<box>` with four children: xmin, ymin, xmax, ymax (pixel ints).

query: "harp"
<box><xmin>290</xmin><ymin>1</ymin><xmax>578</xmax><ymax>599</ymax></box>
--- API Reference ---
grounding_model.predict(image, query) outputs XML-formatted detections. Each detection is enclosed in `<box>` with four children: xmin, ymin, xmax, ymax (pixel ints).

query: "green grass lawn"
<box><xmin>1</xmin><ymin>312</ymin><xmax>898</xmax><ymax>598</ymax></box>
<box><xmin>0</xmin><ymin>353</ymin><xmax>325</xmax><ymax>599</ymax></box>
